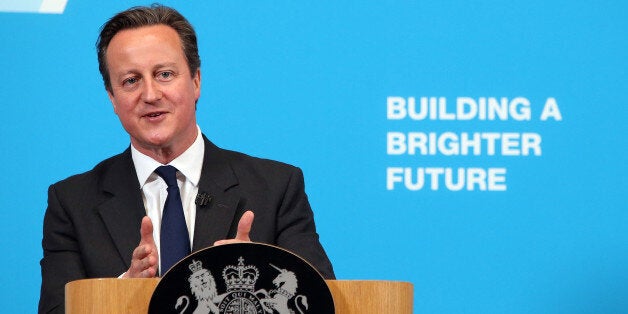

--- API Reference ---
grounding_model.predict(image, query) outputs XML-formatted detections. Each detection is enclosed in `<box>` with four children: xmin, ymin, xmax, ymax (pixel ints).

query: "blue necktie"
<box><xmin>155</xmin><ymin>165</ymin><xmax>191</xmax><ymax>275</ymax></box>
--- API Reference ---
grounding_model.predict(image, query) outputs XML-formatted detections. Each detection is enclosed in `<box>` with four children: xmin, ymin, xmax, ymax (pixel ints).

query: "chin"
<box><xmin>133</xmin><ymin>134</ymin><xmax>173</xmax><ymax>149</ymax></box>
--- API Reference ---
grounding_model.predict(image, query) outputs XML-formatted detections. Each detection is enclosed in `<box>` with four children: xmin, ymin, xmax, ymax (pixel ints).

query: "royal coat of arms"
<box><xmin>148</xmin><ymin>243</ymin><xmax>334</xmax><ymax>314</ymax></box>
<box><xmin>174</xmin><ymin>257</ymin><xmax>309</xmax><ymax>314</ymax></box>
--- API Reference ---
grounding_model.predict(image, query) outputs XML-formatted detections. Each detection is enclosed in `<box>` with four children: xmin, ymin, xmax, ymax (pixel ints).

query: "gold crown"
<box><xmin>222</xmin><ymin>256</ymin><xmax>259</xmax><ymax>291</ymax></box>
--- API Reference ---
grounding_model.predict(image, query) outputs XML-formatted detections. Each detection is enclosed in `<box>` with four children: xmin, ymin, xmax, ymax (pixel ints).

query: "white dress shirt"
<box><xmin>130</xmin><ymin>126</ymin><xmax>205</xmax><ymax>272</ymax></box>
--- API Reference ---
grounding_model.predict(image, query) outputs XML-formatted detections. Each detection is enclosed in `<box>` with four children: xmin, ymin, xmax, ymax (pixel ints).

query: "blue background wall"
<box><xmin>1</xmin><ymin>1</ymin><xmax>626</xmax><ymax>312</ymax></box>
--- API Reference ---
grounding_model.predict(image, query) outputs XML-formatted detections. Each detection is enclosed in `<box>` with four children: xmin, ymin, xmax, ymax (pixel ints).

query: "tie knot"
<box><xmin>155</xmin><ymin>165</ymin><xmax>179</xmax><ymax>188</ymax></box>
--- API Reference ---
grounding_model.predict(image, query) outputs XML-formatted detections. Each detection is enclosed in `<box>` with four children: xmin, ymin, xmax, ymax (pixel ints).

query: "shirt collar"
<box><xmin>131</xmin><ymin>126</ymin><xmax>205</xmax><ymax>188</ymax></box>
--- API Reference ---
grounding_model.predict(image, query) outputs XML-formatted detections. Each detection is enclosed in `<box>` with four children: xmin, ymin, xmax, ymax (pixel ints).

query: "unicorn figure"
<box><xmin>257</xmin><ymin>264</ymin><xmax>308</xmax><ymax>314</ymax></box>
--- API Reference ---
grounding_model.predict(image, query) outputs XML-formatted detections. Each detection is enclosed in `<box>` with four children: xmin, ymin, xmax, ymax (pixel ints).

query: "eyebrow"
<box><xmin>153</xmin><ymin>62</ymin><xmax>178</xmax><ymax>70</ymax></box>
<box><xmin>114</xmin><ymin>63</ymin><xmax>180</xmax><ymax>79</ymax></box>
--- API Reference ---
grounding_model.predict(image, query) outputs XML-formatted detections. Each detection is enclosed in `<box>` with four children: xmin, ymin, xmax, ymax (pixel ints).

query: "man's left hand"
<box><xmin>213</xmin><ymin>210</ymin><xmax>254</xmax><ymax>246</ymax></box>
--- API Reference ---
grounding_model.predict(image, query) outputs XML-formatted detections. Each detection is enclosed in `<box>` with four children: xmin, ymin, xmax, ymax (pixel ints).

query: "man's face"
<box><xmin>106</xmin><ymin>24</ymin><xmax>200</xmax><ymax>157</ymax></box>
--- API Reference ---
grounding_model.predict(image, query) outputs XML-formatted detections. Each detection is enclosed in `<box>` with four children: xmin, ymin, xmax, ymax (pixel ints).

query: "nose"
<box><xmin>141</xmin><ymin>79</ymin><xmax>162</xmax><ymax>103</ymax></box>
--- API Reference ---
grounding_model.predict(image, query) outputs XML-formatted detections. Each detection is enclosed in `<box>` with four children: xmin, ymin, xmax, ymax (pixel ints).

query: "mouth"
<box><xmin>143</xmin><ymin>111</ymin><xmax>166</xmax><ymax>118</ymax></box>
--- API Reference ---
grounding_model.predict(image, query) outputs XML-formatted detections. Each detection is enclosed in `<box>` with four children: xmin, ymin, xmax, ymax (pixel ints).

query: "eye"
<box><xmin>122</xmin><ymin>76</ymin><xmax>139</xmax><ymax>87</ymax></box>
<box><xmin>157</xmin><ymin>71</ymin><xmax>175</xmax><ymax>81</ymax></box>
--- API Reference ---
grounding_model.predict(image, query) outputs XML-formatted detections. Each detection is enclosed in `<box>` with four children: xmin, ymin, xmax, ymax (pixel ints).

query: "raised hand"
<box><xmin>123</xmin><ymin>216</ymin><xmax>159</xmax><ymax>278</ymax></box>
<box><xmin>213</xmin><ymin>210</ymin><xmax>254</xmax><ymax>246</ymax></box>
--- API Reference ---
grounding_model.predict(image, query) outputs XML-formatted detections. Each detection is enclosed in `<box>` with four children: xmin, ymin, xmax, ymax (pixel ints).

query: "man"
<box><xmin>39</xmin><ymin>5</ymin><xmax>334</xmax><ymax>313</ymax></box>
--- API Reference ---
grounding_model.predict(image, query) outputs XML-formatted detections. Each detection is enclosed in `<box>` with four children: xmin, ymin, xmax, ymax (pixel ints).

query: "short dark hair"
<box><xmin>96</xmin><ymin>4</ymin><xmax>200</xmax><ymax>92</ymax></box>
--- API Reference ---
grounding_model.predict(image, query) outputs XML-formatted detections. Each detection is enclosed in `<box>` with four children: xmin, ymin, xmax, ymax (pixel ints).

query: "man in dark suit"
<box><xmin>39</xmin><ymin>5</ymin><xmax>334</xmax><ymax>313</ymax></box>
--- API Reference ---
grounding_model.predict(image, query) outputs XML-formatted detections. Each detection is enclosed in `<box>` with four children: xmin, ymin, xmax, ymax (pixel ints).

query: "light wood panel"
<box><xmin>327</xmin><ymin>280</ymin><xmax>414</xmax><ymax>314</ymax></box>
<box><xmin>66</xmin><ymin>278</ymin><xmax>413</xmax><ymax>313</ymax></box>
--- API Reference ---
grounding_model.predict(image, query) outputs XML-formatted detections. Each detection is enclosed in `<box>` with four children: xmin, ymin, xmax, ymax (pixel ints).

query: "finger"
<box><xmin>140</xmin><ymin>217</ymin><xmax>159</xmax><ymax>270</ymax></box>
<box><xmin>138</xmin><ymin>253</ymin><xmax>158</xmax><ymax>276</ymax></box>
<box><xmin>127</xmin><ymin>245</ymin><xmax>158</xmax><ymax>278</ymax></box>
<box><xmin>132</xmin><ymin>244</ymin><xmax>148</xmax><ymax>260</ymax></box>
<box><xmin>234</xmin><ymin>210</ymin><xmax>254</xmax><ymax>241</ymax></box>
<box><xmin>141</xmin><ymin>266</ymin><xmax>157</xmax><ymax>278</ymax></box>
<box><xmin>125</xmin><ymin>217</ymin><xmax>159</xmax><ymax>278</ymax></box>
<box><xmin>213</xmin><ymin>239</ymin><xmax>228</xmax><ymax>246</ymax></box>
<box><xmin>139</xmin><ymin>216</ymin><xmax>154</xmax><ymax>245</ymax></box>
<box><xmin>213</xmin><ymin>239</ymin><xmax>246</xmax><ymax>246</ymax></box>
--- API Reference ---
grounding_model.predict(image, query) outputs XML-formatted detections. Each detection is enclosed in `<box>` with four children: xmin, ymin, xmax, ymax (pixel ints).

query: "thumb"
<box><xmin>234</xmin><ymin>211</ymin><xmax>254</xmax><ymax>241</ymax></box>
<box><xmin>140</xmin><ymin>216</ymin><xmax>155</xmax><ymax>245</ymax></box>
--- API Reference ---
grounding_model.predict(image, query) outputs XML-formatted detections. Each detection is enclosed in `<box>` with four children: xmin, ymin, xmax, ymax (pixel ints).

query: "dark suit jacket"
<box><xmin>39</xmin><ymin>136</ymin><xmax>335</xmax><ymax>313</ymax></box>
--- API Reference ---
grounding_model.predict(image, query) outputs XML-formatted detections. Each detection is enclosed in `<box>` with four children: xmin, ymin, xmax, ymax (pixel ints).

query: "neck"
<box><xmin>132</xmin><ymin>137</ymin><xmax>196</xmax><ymax>164</ymax></box>
<box><xmin>143</xmin><ymin>147</ymin><xmax>179</xmax><ymax>164</ymax></box>
<box><xmin>131</xmin><ymin>128</ymin><xmax>199</xmax><ymax>164</ymax></box>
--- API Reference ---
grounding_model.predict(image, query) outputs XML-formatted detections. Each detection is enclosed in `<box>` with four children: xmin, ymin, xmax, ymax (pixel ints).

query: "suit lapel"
<box><xmin>192</xmin><ymin>136</ymin><xmax>240</xmax><ymax>251</ymax></box>
<box><xmin>92</xmin><ymin>138</ymin><xmax>242</xmax><ymax>262</ymax></box>
<box><xmin>96</xmin><ymin>149</ymin><xmax>145</xmax><ymax>268</ymax></box>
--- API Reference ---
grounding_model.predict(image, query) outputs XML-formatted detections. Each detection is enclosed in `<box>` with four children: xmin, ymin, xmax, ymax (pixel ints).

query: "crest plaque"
<box><xmin>149</xmin><ymin>243</ymin><xmax>334</xmax><ymax>314</ymax></box>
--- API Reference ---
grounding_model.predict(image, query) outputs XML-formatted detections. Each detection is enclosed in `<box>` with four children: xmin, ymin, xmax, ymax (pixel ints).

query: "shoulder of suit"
<box><xmin>203</xmin><ymin>134</ymin><xmax>300</xmax><ymax>172</ymax></box>
<box><xmin>51</xmin><ymin>149</ymin><xmax>130</xmax><ymax>189</ymax></box>
<box><xmin>216</xmin><ymin>146</ymin><xmax>300</xmax><ymax>172</ymax></box>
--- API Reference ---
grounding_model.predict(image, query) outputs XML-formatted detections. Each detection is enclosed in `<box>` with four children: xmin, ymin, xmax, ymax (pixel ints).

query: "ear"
<box><xmin>193</xmin><ymin>69</ymin><xmax>201</xmax><ymax>101</ymax></box>
<box><xmin>107</xmin><ymin>89</ymin><xmax>118</xmax><ymax>114</ymax></box>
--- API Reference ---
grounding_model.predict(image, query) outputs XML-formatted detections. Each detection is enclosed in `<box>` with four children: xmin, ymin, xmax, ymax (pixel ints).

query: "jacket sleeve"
<box><xmin>39</xmin><ymin>184</ymin><xmax>87</xmax><ymax>314</ymax></box>
<box><xmin>274</xmin><ymin>167</ymin><xmax>336</xmax><ymax>279</ymax></box>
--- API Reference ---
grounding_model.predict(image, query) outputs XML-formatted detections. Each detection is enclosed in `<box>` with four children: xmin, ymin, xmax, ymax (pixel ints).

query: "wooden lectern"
<box><xmin>66</xmin><ymin>279</ymin><xmax>413</xmax><ymax>313</ymax></box>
